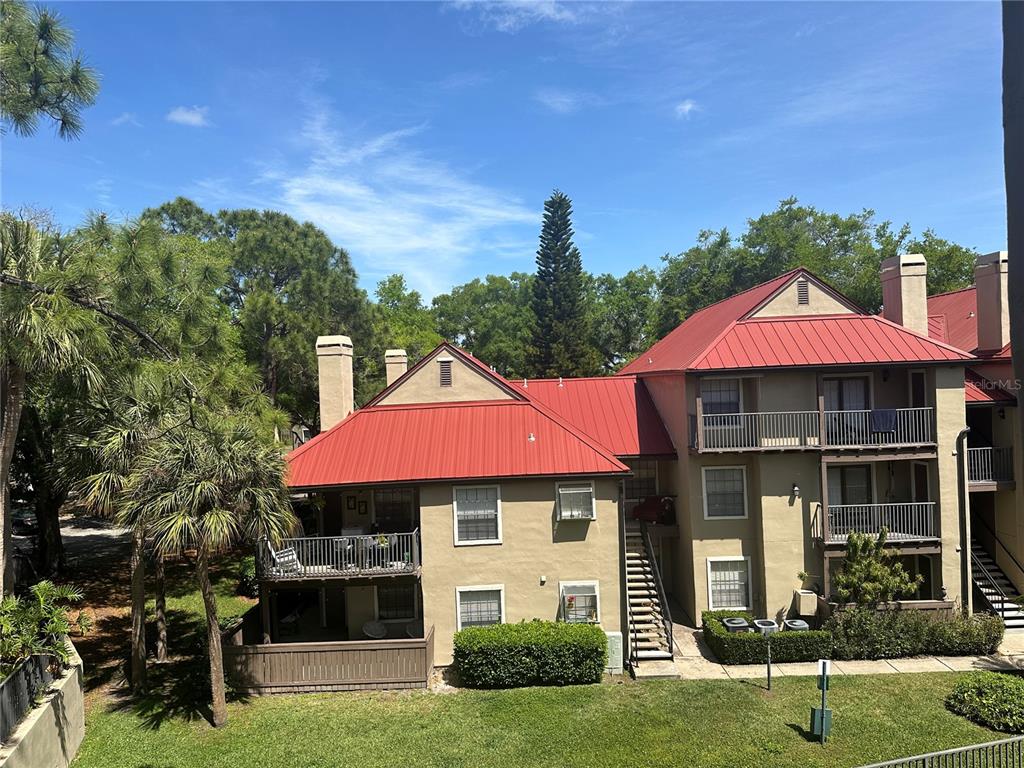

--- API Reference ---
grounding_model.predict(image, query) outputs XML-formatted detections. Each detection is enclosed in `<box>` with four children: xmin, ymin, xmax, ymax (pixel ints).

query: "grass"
<box><xmin>73</xmin><ymin>673</ymin><xmax>1004</xmax><ymax>768</ymax></box>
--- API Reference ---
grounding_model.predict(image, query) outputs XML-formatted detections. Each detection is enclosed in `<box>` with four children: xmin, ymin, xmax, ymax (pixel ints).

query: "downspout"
<box><xmin>955</xmin><ymin>427</ymin><xmax>971</xmax><ymax>613</ymax></box>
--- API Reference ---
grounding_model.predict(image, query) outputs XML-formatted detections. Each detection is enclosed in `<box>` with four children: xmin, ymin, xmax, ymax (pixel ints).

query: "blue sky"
<box><xmin>4</xmin><ymin>1</ymin><xmax>1006</xmax><ymax>297</ymax></box>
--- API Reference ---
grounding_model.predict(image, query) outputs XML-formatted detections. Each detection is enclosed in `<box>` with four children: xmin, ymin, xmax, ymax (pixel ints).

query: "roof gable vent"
<box><xmin>796</xmin><ymin>278</ymin><xmax>809</xmax><ymax>305</ymax></box>
<box><xmin>439</xmin><ymin>359</ymin><xmax>453</xmax><ymax>387</ymax></box>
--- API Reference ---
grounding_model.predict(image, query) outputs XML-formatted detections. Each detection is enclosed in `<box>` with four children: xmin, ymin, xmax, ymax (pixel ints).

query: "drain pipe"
<box><xmin>955</xmin><ymin>427</ymin><xmax>971</xmax><ymax>613</ymax></box>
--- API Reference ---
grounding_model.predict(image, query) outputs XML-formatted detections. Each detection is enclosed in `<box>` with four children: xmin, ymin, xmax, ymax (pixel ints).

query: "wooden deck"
<box><xmin>222</xmin><ymin>622</ymin><xmax>435</xmax><ymax>694</ymax></box>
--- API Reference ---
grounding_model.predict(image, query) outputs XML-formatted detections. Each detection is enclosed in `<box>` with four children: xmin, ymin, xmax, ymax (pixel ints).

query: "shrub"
<box><xmin>701</xmin><ymin>611</ymin><xmax>832</xmax><ymax>665</ymax></box>
<box><xmin>832</xmin><ymin>530</ymin><xmax>923</xmax><ymax>606</ymax></box>
<box><xmin>0</xmin><ymin>581</ymin><xmax>90</xmax><ymax>679</ymax></box>
<box><xmin>237</xmin><ymin>555</ymin><xmax>258</xmax><ymax>598</ymax></box>
<box><xmin>947</xmin><ymin>672</ymin><xmax>1024</xmax><ymax>733</ymax></box>
<box><xmin>826</xmin><ymin>608</ymin><xmax>1004</xmax><ymax>660</ymax></box>
<box><xmin>453</xmin><ymin>621</ymin><xmax>607</xmax><ymax>688</ymax></box>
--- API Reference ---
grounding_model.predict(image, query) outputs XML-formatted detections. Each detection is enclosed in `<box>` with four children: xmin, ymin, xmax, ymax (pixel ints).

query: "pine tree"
<box><xmin>530</xmin><ymin>191</ymin><xmax>595</xmax><ymax>377</ymax></box>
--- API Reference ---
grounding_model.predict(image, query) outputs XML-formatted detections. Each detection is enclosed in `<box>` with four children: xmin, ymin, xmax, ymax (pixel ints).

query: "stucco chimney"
<box><xmin>880</xmin><ymin>253</ymin><xmax>928</xmax><ymax>335</ymax></box>
<box><xmin>974</xmin><ymin>251</ymin><xmax>1009</xmax><ymax>352</ymax></box>
<box><xmin>316</xmin><ymin>335</ymin><xmax>353</xmax><ymax>430</ymax></box>
<box><xmin>385</xmin><ymin>349</ymin><xmax>408</xmax><ymax>386</ymax></box>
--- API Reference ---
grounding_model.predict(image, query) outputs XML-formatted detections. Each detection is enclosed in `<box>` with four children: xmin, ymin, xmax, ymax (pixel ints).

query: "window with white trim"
<box><xmin>702</xmin><ymin>466</ymin><xmax>747</xmax><ymax>518</ymax></box>
<box><xmin>624</xmin><ymin>460</ymin><xmax>658</xmax><ymax>502</ymax></box>
<box><xmin>556</xmin><ymin>482</ymin><xmax>596</xmax><ymax>520</ymax></box>
<box><xmin>453</xmin><ymin>485</ymin><xmax>501</xmax><ymax>545</ymax></box>
<box><xmin>708</xmin><ymin>558</ymin><xmax>750</xmax><ymax>610</ymax></box>
<box><xmin>456</xmin><ymin>586</ymin><xmax>503</xmax><ymax>629</ymax></box>
<box><xmin>376</xmin><ymin>583</ymin><xmax>417</xmax><ymax>621</ymax></box>
<box><xmin>560</xmin><ymin>581</ymin><xmax>600</xmax><ymax>624</ymax></box>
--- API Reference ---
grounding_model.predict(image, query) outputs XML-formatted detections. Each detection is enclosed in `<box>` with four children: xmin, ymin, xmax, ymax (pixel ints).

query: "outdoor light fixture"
<box><xmin>792</xmin><ymin>483</ymin><xmax>801</xmax><ymax>498</ymax></box>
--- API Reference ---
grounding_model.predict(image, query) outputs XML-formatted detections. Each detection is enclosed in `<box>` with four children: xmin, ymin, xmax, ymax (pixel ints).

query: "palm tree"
<box><xmin>117</xmin><ymin>409</ymin><xmax>293</xmax><ymax>727</ymax></box>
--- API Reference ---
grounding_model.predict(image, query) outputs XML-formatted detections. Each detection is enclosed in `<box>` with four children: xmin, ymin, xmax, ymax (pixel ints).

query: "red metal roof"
<box><xmin>965</xmin><ymin>370</ymin><xmax>1016</xmax><ymax>404</ymax></box>
<box><xmin>927</xmin><ymin>287</ymin><xmax>979</xmax><ymax>352</ymax></box>
<box><xmin>687</xmin><ymin>315</ymin><xmax>972</xmax><ymax>371</ymax></box>
<box><xmin>517</xmin><ymin>376</ymin><xmax>676</xmax><ymax>457</ymax></box>
<box><xmin>286</xmin><ymin>400</ymin><xmax>629</xmax><ymax>489</ymax></box>
<box><xmin>620</xmin><ymin>269</ymin><xmax>802</xmax><ymax>375</ymax></box>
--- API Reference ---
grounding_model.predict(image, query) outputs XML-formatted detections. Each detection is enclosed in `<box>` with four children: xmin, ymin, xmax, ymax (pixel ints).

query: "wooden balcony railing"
<box><xmin>826</xmin><ymin>502</ymin><xmax>937</xmax><ymax>543</ymax></box>
<box><xmin>693</xmin><ymin>407</ymin><xmax>935</xmax><ymax>452</ymax></box>
<box><xmin>967</xmin><ymin>447</ymin><xmax>1014</xmax><ymax>484</ymax></box>
<box><xmin>258</xmin><ymin>531</ymin><xmax>420</xmax><ymax>580</ymax></box>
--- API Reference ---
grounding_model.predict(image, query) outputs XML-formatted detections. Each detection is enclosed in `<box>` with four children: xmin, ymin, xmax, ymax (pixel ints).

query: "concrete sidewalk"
<box><xmin>652</xmin><ymin>624</ymin><xmax>1024</xmax><ymax>680</ymax></box>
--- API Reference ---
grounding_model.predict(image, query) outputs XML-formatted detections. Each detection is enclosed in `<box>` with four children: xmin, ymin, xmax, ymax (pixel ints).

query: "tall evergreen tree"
<box><xmin>530</xmin><ymin>191</ymin><xmax>596</xmax><ymax>377</ymax></box>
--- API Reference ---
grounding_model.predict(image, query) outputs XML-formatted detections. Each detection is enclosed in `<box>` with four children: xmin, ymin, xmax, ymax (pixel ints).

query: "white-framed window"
<box><xmin>702</xmin><ymin>466</ymin><xmax>748</xmax><ymax>519</ymax></box>
<box><xmin>456</xmin><ymin>585</ymin><xmax>504</xmax><ymax>630</ymax></box>
<box><xmin>702</xmin><ymin>378</ymin><xmax>742</xmax><ymax>416</ymax></box>
<box><xmin>624</xmin><ymin>460</ymin><xmax>658</xmax><ymax>502</ymax></box>
<box><xmin>375</xmin><ymin>583</ymin><xmax>418</xmax><ymax>622</ymax></box>
<box><xmin>707</xmin><ymin>557</ymin><xmax>751</xmax><ymax>611</ymax></box>
<box><xmin>556</xmin><ymin>481</ymin><xmax>596</xmax><ymax>520</ymax></box>
<box><xmin>560</xmin><ymin>581</ymin><xmax>600</xmax><ymax>624</ymax></box>
<box><xmin>453</xmin><ymin>485</ymin><xmax>501</xmax><ymax>545</ymax></box>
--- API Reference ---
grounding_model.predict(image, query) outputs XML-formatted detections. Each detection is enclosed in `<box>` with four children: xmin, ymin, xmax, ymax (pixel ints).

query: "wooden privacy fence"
<box><xmin>222</xmin><ymin>625</ymin><xmax>435</xmax><ymax>694</ymax></box>
<box><xmin>857</xmin><ymin>735</ymin><xmax>1024</xmax><ymax>767</ymax></box>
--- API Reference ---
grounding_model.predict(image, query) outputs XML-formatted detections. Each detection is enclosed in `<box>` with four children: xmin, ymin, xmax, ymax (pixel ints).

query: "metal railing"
<box><xmin>694</xmin><ymin>407</ymin><xmax>935</xmax><ymax>451</ymax></box>
<box><xmin>974</xmin><ymin>516</ymin><xmax>1024</xmax><ymax>589</ymax></box>
<box><xmin>823</xmin><ymin>408</ymin><xmax>934</xmax><ymax>447</ymax></box>
<box><xmin>641</xmin><ymin>521</ymin><xmax>674</xmax><ymax>658</ymax></box>
<box><xmin>971</xmin><ymin>550</ymin><xmax>1010</xmax><ymax>622</ymax></box>
<box><xmin>856</xmin><ymin>735</ymin><xmax>1024</xmax><ymax>768</ymax></box>
<box><xmin>700</xmin><ymin>411</ymin><xmax>819</xmax><ymax>451</ymax></box>
<box><xmin>967</xmin><ymin>447</ymin><xmax>1015</xmax><ymax>483</ymax></box>
<box><xmin>258</xmin><ymin>530</ymin><xmax>420</xmax><ymax>580</ymax></box>
<box><xmin>827</xmin><ymin>502</ymin><xmax>937</xmax><ymax>542</ymax></box>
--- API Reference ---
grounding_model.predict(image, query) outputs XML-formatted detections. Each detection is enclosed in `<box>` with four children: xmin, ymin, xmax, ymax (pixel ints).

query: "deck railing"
<box><xmin>827</xmin><ymin>502</ymin><xmax>937</xmax><ymax>542</ymax></box>
<box><xmin>695</xmin><ymin>407</ymin><xmax>934</xmax><ymax>451</ymax></box>
<box><xmin>823</xmin><ymin>408</ymin><xmax>934</xmax><ymax>447</ymax></box>
<box><xmin>258</xmin><ymin>530</ymin><xmax>420</xmax><ymax>580</ymax></box>
<box><xmin>967</xmin><ymin>447</ymin><xmax>1014</xmax><ymax>483</ymax></box>
<box><xmin>856</xmin><ymin>735</ymin><xmax>1024</xmax><ymax>768</ymax></box>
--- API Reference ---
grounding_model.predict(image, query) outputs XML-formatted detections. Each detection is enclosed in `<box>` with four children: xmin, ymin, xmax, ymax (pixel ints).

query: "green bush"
<box><xmin>453</xmin><ymin>621</ymin><xmax>607</xmax><ymax>688</ymax></box>
<box><xmin>0</xmin><ymin>581</ymin><xmax>90</xmax><ymax>679</ymax></box>
<box><xmin>826</xmin><ymin>608</ymin><xmax>1004</xmax><ymax>660</ymax></box>
<box><xmin>946</xmin><ymin>672</ymin><xmax>1024</xmax><ymax>733</ymax></box>
<box><xmin>236</xmin><ymin>555</ymin><xmax>258</xmax><ymax>598</ymax></box>
<box><xmin>701</xmin><ymin>611</ymin><xmax>832</xmax><ymax>665</ymax></box>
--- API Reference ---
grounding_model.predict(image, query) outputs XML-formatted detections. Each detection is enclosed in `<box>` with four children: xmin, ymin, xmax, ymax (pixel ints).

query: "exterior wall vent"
<box><xmin>439</xmin><ymin>359</ymin><xmax>453</xmax><ymax>387</ymax></box>
<box><xmin>796</xmin><ymin>278</ymin><xmax>809</xmax><ymax>305</ymax></box>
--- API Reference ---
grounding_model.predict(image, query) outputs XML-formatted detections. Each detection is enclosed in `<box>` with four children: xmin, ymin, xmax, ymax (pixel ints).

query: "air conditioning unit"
<box><xmin>605</xmin><ymin>630</ymin><xmax>623</xmax><ymax>674</ymax></box>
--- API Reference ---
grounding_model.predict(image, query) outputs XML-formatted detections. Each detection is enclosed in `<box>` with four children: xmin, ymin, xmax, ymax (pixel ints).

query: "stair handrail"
<box><xmin>973</xmin><ymin>516</ymin><xmax>1024</xmax><ymax>586</ymax></box>
<box><xmin>625</xmin><ymin>581</ymin><xmax>640</xmax><ymax>668</ymax></box>
<box><xmin>971</xmin><ymin>550</ymin><xmax>1008</xmax><ymax>621</ymax></box>
<box><xmin>640</xmin><ymin>521</ymin><xmax>674</xmax><ymax>657</ymax></box>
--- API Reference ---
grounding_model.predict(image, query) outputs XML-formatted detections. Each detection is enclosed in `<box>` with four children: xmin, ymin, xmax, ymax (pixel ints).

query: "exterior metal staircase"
<box><xmin>625</xmin><ymin>521</ymin><xmax>674</xmax><ymax>661</ymax></box>
<box><xmin>971</xmin><ymin>538</ymin><xmax>1024</xmax><ymax>630</ymax></box>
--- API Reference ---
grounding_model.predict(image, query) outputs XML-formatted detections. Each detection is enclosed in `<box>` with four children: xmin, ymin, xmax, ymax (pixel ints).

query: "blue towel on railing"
<box><xmin>870</xmin><ymin>409</ymin><xmax>897</xmax><ymax>433</ymax></box>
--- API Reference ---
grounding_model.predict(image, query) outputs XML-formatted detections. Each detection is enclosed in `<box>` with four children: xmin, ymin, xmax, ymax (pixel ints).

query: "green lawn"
<box><xmin>74</xmin><ymin>673</ymin><xmax>1001</xmax><ymax>768</ymax></box>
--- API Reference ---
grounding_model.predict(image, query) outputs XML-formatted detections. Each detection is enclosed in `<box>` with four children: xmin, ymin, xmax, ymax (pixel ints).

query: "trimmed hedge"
<box><xmin>946</xmin><ymin>672</ymin><xmax>1024</xmax><ymax>733</ymax></box>
<box><xmin>453</xmin><ymin>621</ymin><xmax>607</xmax><ymax>688</ymax></box>
<box><xmin>701</xmin><ymin>611</ymin><xmax>833</xmax><ymax>665</ymax></box>
<box><xmin>825</xmin><ymin>608</ymin><xmax>1004</xmax><ymax>660</ymax></box>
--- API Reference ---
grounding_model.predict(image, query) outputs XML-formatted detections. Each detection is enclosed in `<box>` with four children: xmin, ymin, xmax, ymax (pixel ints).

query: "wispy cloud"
<box><xmin>534</xmin><ymin>87</ymin><xmax>599</xmax><ymax>115</ymax></box>
<box><xmin>436</xmin><ymin>71</ymin><xmax>492</xmax><ymax>90</ymax></box>
<box><xmin>90</xmin><ymin>178</ymin><xmax>113</xmax><ymax>207</ymax></box>
<box><xmin>166</xmin><ymin>105</ymin><xmax>210</xmax><ymax>127</ymax></box>
<box><xmin>449</xmin><ymin>0</ymin><xmax>581</xmax><ymax>33</ymax></box>
<box><xmin>111</xmin><ymin>111</ymin><xmax>141</xmax><ymax>127</ymax></box>
<box><xmin>674</xmin><ymin>99</ymin><xmax>699</xmax><ymax>119</ymax></box>
<box><xmin>208</xmin><ymin>101</ymin><xmax>537</xmax><ymax>296</ymax></box>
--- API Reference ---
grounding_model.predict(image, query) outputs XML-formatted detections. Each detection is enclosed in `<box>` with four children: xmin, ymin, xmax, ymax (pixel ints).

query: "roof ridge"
<box><xmin>739</xmin><ymin>313</ymin><xmax>865</xmax><ymax>323</ymax></box>
<box><xmin>869</xmin><ymin>314</ymin><xmax>975</xmax><ymax>359</ymax></box>
<box><xmin>519</xmin><ymin>375</ymin><xmax>635</xmax><ymax>384</ymax></box>
<box><xmin>367</xmin><ymin>398</ymin><xmax>528</xmax><ymax>412</ymax></box>
<box><xmin>687</xmin><ymin>267</ymin><xmax>804</xmax><ymax>316</ymax></box>
<box><xmin>928</xmin><ymin>285</ymin><xmax>976</xmax><ymax>300</ymax></box>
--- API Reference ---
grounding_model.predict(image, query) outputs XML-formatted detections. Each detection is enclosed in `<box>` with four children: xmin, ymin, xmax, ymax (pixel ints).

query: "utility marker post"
<box><xmin>810</xmin><ymin>659</ymin><xmax>833</xmax><ymax>745</ymax></box>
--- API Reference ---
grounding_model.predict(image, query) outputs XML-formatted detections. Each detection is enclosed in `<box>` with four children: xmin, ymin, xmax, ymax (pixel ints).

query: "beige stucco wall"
<box><xmin>377</xmin><ymin>348</ymin><xmax>514</xmax><ymax>406</ymax></box>
<box><xmin>934</xmin><ymin>365</ymin><xmax>968</xmax><ymax>608</ymax></box>
<box><xmin>750</xmin><ymin>279</ymin><xmax>855</xmax><ymax>318</ymax></box>
<box><xmin>418</xmin><ymin>477</ymin><xmax>622</xmax><ymax>665</ymax></box>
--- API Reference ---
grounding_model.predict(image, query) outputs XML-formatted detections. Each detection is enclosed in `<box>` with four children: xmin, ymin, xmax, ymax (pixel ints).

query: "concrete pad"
<box><xmin>832</xmin><ymin>659</ymin><xmax>898</xmax><ymax>675</ymax></box>
<box><xmin>724</xmin><ymin>664</ymin><xmax>774</xmax><ymax>679</ymax></box>
<box><xmin>886</xmin><ymin>657</ymin><xmax>951</xmax><ymax>673</ymax></box>
<box><xmin>673</xmin><ymin>658</ymin><xmax>729</xmax><ymax>680</ymax></box>
<box><xmin>998</xmin><ymin>630</ymin><xmax>1024</xmax><ymax>655</ymax></box>
<box><xmin>773</xmin><ymin>662</ymin><xmax>829</xmax><ymax>677</ymax></box>
<box><xmin>933</xmin><ymin>656</ymin><xmax>1014</xmax><ymax>672</ymax></box>
<box><xmin>634</xmin><ymin>660</ymin><xmax>681</xmax><ymax>680</ymax></box>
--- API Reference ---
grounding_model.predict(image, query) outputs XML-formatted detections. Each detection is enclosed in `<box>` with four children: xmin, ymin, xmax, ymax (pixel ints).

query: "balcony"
<box><xmin>824</xmin><ymin>502</ymin><xmax>938</xmax><ymax>544</ymax></box>
<box><xmin>257</xmin><ymin>531</ymin><xmax>421</xmax><ymax>581</ymax></box>
<box><xmin>967</xmin><ymin>447</ymin><xmax>1015</xmax><ymax>488</ymax></box>
<box><xmin>692</xmin><ymin>407</ymin><xmax>935</xmax><ymax>452</ymax></box>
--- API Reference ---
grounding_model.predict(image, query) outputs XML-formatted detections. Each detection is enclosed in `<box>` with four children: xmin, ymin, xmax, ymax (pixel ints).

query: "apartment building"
<box><xmin>225</xmin><ymin>252</ymin><xmax>1018</xmax><ymax>693</ymax></box>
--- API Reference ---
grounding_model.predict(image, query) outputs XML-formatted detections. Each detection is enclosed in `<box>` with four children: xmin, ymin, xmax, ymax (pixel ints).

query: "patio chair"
<box><xmin>267</xmin><ymin>543</ymin><xmax>303</xmax><ymax>576</ymax></box>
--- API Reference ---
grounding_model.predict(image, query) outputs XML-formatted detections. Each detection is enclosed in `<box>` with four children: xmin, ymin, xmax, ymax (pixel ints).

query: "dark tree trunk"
<box><xmin>154</xmin><ymin>552</ymin><xmax>168</xmax><ymax>663</ymax></box>
<box><xmin>21</xmin><ymin>405</ymin><xmax>66</xmax><ymax>576</ymax></box>
<box><xmin>129</xmin><ymin>525</ymin><xmax>147</xmax><ymax>691</ymax></box>
<box><xmin>197</xmin><ymin>546</ymin><xmax>227</xmax><ymax>727</ymax></box>
<box><xmin>0</xmin><ymin>363</ymin><xmax>26</xmax><ymax>596</ymax></box>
